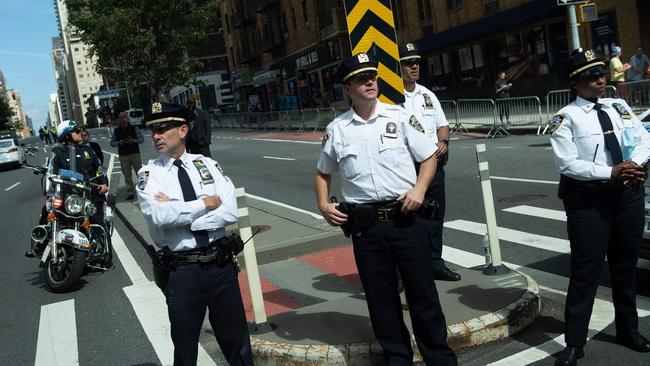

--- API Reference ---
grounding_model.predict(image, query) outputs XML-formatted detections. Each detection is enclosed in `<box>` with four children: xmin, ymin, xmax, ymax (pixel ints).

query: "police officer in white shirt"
<box><xmin>136</xmin><ymin>102</ymin><xmax>253</xmax><ymax>366</ymax></box>
<box><xmin>551</xmin><ymin>49</ymin><xmax>650</xmax><ymax>366</ymax></box>
<box><xmin>315</xmin><ymin>53</ymin><xmax>457</xmax><ymax>366</ymax></box>
<box><xmin>399</xmin><ymin>42</ymin><xmax>460</xmax><ymax>282</ymax></box>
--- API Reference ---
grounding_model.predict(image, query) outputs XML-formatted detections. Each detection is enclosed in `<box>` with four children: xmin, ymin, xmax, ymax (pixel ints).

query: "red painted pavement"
<box><xmin>237</xmin><ymin>271</ymin><xmax>303</xmax><ymax>321</ymax></box>
<box><xmin>298</xmin><ymin>245</ymin><xmax>362</xmax><ymax>288</ymax></box>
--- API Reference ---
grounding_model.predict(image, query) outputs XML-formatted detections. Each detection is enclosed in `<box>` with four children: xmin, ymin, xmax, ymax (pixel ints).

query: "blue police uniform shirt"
<box><xmin>136</xmin><ymin>152</ymin><xmax>237</xmax><ymax>252</ymax></box>
<box><xmin>402</xmin><ymin>83</ymin><xmax>448</xmax><ymax>143</ymax></box>
<box><xmin>550</xmin><ymin>97</ymin><xmax>650</xmax><ymax>181</ymax></box>
<box><xmin>317</xmin><ymin>101</ymin><xmax>436</xmax><ymax>203</ymax></box>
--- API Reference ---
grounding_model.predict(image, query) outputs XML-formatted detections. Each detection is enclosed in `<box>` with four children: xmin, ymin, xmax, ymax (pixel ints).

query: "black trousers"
<box><xmin>424</xmin><ymin>163</ymin><xmax>447</xmax><ymax>271</ymax></box>
<box><xmin>165</xmin><ymin>261</ymin><xmax>253</xmax><ymax>366</ymax></box>
<box><xmin>562</xmin><ymin>184</ymin><xmax>643</xmax><ymax>346</ymax></box>
<box><xmin>351</xmin><ymin>215</ymin><xmax>457</xmax><ymax>366</ymax></box>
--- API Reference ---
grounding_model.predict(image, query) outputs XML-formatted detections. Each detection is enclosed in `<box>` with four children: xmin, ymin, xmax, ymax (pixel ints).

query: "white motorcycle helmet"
<box><xmin>56</xmin><ymin>120</ymin><xmax>78</xmax><ymax>142</ymax></box>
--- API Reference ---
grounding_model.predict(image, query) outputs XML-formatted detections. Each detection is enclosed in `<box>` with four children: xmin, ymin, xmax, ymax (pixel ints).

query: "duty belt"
<box><xmin>170</xmin><ymin>245</ymin><xmax>220</xmax><ymax>264</ymax></box>
<box><xmin>355</xmin><ymin>200</ymin><xmax>402</xmax><ymax>223</ymax></box>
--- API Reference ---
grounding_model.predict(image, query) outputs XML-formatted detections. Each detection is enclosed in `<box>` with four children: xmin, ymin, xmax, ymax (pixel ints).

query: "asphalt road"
<box><xmin>1</xmin><ymin>127</ymin><xmax>648</xmax><ymax>365</ymax></box>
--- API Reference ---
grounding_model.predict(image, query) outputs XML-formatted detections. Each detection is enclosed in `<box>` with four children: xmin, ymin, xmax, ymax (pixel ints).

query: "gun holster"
<box><xmin>418</xmin><ymin>199</ymin><xmax>439</xmax><ymax>220</ymax></box>
<box><xmin>152</xmin><ymin>248</ymin><xmax>174</xmax><ymax>291</ymax></box>
<box><xmin>215</xmin><ymin>234</ymin><xmax>245</xmax><ymax>266</ymax></box>
<box><xmin>336</xmin><ymin>202</ymin><xmax>354</xmax><ymax>237</ymax></box>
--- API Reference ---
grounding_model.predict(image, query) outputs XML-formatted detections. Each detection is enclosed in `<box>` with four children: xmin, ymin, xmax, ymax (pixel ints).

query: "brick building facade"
<box><xmin>221</xmin><ymin>0</ymin><xmax>649</xmax><ymax>110</ymax></box>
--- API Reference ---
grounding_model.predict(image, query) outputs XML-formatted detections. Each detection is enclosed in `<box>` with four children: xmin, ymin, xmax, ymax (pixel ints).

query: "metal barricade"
<box><xmin>543</xmin><ymin>86</ymin><xmax>620</xmax><ymax>134</ymax></box>
<box><xmin>300</xmin><ymin>108</ymin><xmax>329</xmax><ymax>132</ymax></box>
<box><xmin>456</xmin><ymin>99</ymin><xmax>502</xmax><ymax>138</ymax></box>
<box><xmin>494</xmin><ymin>96</ymin><xmax>543</xmax><ymax>134</ymax></box>
<box><xmin>439</xmin><ymin>100</ymin><xmax>463</xmax><ymax>133</ymax></box>
<box><xmin>619</xmin><ymin>79</ymin><xmax>650</xmax><ymax>112</ymax></box>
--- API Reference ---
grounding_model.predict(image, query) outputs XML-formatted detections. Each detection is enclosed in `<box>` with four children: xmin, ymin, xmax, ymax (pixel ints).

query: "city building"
<box><xmin>393</xmin><ymin>0</ymin><xmax>650</xmax><ymax>99</ymax></box>
<box><xmin>169</xmin><ymin>7</ymin><xmax>234</xmax><ymax>112</ymax></box>
<box><xmin>0</xmin><ymin>69</ymin><xmax>7</xmax><ymax>97</ymax></box>
<box><xmin>220</xmin><ymin>0</ymin><xmax>349</xmax><ymax>111</ymax></box>
<box><xmin>53</xmin><ymin>0</ymin><xmax>104</xmax><ymax>125</ymax></box>
<box><xmin>6</xmin><ymin>89</ymin><xmax>28</xmax><ymax>137</ymax></box>
<box><xmin>51</xmin><ymin>37</ymin><xmax>71</xmax><ymax>122</ymax></box>
<box><xmin>48</xmin><ymin>93</ymin><xmax>62</xmax><ymax>129</ymax></box>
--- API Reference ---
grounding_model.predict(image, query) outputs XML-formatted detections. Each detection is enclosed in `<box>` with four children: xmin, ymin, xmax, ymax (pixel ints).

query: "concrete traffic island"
<box><xmin>249</xmin><ymin>268</ymin><xmax>540</xmax><ymax>365</ymax></box>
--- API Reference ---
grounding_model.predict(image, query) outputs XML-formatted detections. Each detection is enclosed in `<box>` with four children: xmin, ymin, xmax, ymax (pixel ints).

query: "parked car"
<box><xmin>0</xmin><ymin>138</ymin><xmax>25</xmax><ymax>169</ymax></box>
<box><xmin>127</xmin><ymin>108</ymin><xmax>144</xmax><ymax>127</ymax></box>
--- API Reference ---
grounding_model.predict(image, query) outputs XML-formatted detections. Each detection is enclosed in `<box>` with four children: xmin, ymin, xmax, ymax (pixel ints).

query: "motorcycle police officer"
<box><xmin>25</xmin><ymin>120</ymin><xmax>109</xmax><ymax>259</ymax></box>
<box><xmin>136</xmin><ymin>102</ymin><xmax>253</xmax><ymax>366</ymax></box>
<box><xmin>398</xmin><ymin>42</ymin><xmax>461</xmax><ymax>281</ymax></box>
<box><xmin>550</xmin><ymin>49</ymin><xmax>650</xmax><ymax>365</ymax></box>
<box><xmin>315</xmin><ymin>53</ymin><xmax>457</xmax><ymax>365</ymax></box>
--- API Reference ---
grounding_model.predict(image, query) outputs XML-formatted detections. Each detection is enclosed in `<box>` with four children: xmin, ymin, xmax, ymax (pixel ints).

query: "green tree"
<box><xmin>0</xmin><ymin>96</ymin><xmax>15</xmax><ymax>130</ymax></box>
<box><xmin>65</xmin><ymin>0</ymin><xmax>218</xmax><ymax>101</ymax></box>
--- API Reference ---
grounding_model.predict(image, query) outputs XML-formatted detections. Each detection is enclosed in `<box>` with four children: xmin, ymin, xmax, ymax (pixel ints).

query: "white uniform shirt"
<box><xmin>136</xmin><ymin>152</ymin><xmax>237</xmax><ymax>251</ymax></box>
<box><xmin>550</xmin><ymin>97</ymin><xmax>650</xmax><ymax>181</ymax></box>
<box><xmin>402</xmin><ymin>83</ymin><xmax>448</xmax><ymax>143</ymax></box>
<box><xmin>317</xmin><ymin>101</ymin><xmax>436</xmax><ymax>203</ymax></box>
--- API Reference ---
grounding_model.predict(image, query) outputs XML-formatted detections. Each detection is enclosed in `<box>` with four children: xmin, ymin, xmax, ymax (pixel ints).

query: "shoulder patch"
<box><xmin>408</xmin><ymin>115</ymin><xmax>425</xmax><ymax>133</ymax></box>
<box><xmin>137</xmin><ymin>171</ymin><xmax>149</xmax><ymax>190</ymax></box>
<box><xmin>192</xmin><ymin>159</ymin><xmax>215</xmax><ymax>184</ymax></box>
<box><xmin>549</xmin><ymin>115</ymin><xmax>565</xmax><ymax>134</ymax></box>
<box><xmin>321</xmin><ymin>132</ymin><xmax>329</xmax><ymax>148</ymax></box>
<box><xmin>612</xmin><ymin>102</ymin><xmax>632</xmax><ymax>119</ymax></box>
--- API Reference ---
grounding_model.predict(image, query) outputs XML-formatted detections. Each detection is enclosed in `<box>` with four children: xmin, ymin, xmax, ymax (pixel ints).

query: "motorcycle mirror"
<box><xmin>106</xmin><ymin>193</ymin><xmax>116</xmax><ymax>207</ymax></box>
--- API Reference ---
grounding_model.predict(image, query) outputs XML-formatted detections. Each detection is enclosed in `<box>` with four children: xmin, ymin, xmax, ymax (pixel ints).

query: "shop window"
<box><xmin>429</xmin><ymin>55</ymin><xmax>443</xmax><ymax>76</ymax></box>
<box><xmin>442</xmin><ymin>53</ymin><xmax>452</xmax><ymax>74</ymax></box>
<box><xmin>472</xmin><ymin>44</ymin><xmax>484</xmax><ymax>68</ymax></box>
<box><xmin>458</xmin><ymin>47</ymin><xmax>473</xmax><ymax>71</ymax></box>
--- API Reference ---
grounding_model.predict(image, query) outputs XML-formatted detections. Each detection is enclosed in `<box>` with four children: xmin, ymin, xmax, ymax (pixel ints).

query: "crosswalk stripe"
<box><xmin>444</xmin><ymin>219</ymin><xmax>570</xmax><ymax>253</ymax></box>
<box><xmin>35</xmin><ymin>299</ymin><xmax>78</xmax><ymax>366</ymax></box>
<box><xmin>502</xmin><ymin>205</ymin><xmax>566</xmax><ymax>221</ymax></box>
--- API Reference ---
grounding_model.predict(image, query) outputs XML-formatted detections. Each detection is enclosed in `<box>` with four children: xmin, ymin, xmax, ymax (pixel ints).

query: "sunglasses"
<box><xmin>350</xmin><ymin>72</ymin><xmax>378</xmax><ymax>83</ymax></box>
<box><xmin>402</xmin><ymin>60</ymin><xmax>420</xmax><ymax>67</ymax></box>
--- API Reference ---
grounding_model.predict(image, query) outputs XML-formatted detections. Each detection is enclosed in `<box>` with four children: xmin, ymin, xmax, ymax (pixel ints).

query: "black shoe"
<box><xmin>25</xmin><ymin>250</ymin><xmax>36</xmax><ymax>258</ymax></box>
<box><xmin>617</xmin><ymin>332</ymin><xmax>650</xmax><ymax>352</ymax></box>
<box><xmin>126</xmin><ymin>194</ymin><xmax>134</xmax><ymax>201</ymax></box>
<box><xmin>554</xmin><ymin>345</ymin><xmax>584</xmax><ymax>366</ymax></box>
<box><xmin>434</xmin><ymin>268</ymin><xmax>462</xmax><ymax>281</ymax></box>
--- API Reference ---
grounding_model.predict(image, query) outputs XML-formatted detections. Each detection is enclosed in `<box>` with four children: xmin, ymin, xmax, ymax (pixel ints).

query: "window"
<box><xmin>76</xmin><ymin>61</ymin><xmax>81</xmax><ymax>65</ymax></box>
<box><xmin>74</xmin><ymin>47</ymin><xmax>79</xmax><ymax>51</ymax></box>
<box><xmin>458</xmin><ymin>47</ymin><xmax>473</xmax><ymax>71</ymax></box>
<box><xmin>79</xmin><ymin>74</ymin><xmax>84</xmax><ymax>78</ymax></box>
<box><xmin>301</xmin><ymin>0</ymin><xmax>309</xmax><ymax>26</ymax></box>
<box><xmin>447</xmin><ymin>0</ymin><xmax>463</xmax><ymax>10</ymax></box>
<box><xmin>225</xmin><ymin>14</ymin><xmax>230</xmax><ymax>33</ymax></box>
<box><xmin>393</xmin><ymin>0</ymin><xmax>405</xmax><ymax>30</ymax></box>
<box><xmin>418</xmin><ymin>0</ymin><xmax>432</xmax><ymax>23</ymax></box>
<box><xmin>472</xmin><ymin>44</ymin><xmax>484</xmax><ymax>68</ymax></box>
<box><xmin>291</xmin><ymin>8</ymin><xmax>297</xmax><ymax>30</ymax></box>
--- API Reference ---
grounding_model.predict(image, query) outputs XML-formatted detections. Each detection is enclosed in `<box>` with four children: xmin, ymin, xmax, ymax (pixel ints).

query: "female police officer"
<box><xmin>551</xmin><ymin>49</ymin><xmax>650</xmax><ymax>365</ymax></box>
<box><xmin>315</xmin><ymin>53</ymin><xmax>457</xmax><ymax>365</ymax></box>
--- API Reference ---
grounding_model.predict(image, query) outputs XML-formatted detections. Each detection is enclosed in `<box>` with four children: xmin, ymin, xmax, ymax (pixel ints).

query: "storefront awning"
<box><xmin>418</xmin><ymin>0</ymin><xmax>564</xmax><ymax>54</ymax></box>
<box><xmin>253</xmin><ymin>67</ymin><xmax>281</xmax><ymax>87</ymax></box>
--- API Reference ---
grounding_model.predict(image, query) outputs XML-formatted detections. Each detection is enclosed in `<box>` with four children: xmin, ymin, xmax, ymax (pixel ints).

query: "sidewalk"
<box><xmin>111</xmin><ymin>171</ymin><xmax>541</xmax><ymax>365</ymax></box>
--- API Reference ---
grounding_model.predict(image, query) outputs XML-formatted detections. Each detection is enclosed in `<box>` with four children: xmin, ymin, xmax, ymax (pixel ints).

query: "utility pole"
<box><xmin>568</xmin><ymin>4</ymin><xmax>581</xmax><ymax>50</ymax></box>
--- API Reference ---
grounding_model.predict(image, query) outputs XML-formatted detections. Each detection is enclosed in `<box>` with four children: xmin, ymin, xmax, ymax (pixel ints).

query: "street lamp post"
<box><xmin>103</xmin><ymin>67</ymin><xmax>133</xmax><ymax>109</ymax></box>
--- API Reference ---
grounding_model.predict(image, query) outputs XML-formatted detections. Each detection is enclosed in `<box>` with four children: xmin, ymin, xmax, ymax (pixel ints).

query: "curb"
<box><xmin>249</xmin><ymin>269</ymin><xmax>541</xmax><ymax>366</ymax></box>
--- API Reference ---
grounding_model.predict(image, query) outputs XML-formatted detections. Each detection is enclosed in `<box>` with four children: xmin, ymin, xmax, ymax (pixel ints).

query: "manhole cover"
<box><xmin>497</xmin><ymin>194</ymin><xmax>546</xmax><ymax>203</ymax></box>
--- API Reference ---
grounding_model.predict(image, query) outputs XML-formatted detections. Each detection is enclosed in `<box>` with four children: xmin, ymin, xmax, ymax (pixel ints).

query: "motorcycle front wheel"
<box><xmin>44</xmin><ymin>245</ymin><xmax>87</xmax><ymax>293</ymax></box>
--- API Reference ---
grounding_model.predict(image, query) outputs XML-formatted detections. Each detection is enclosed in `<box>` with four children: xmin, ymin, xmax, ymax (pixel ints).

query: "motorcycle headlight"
<box><xmin>85</xmin><ymin>203</ymin><xmax>97</xmax><ymax>216</ymax></box>
<box><xmin>64</xmin><ymin>195</ymin><xmax>84</xmax><ymax>215</ymax></box>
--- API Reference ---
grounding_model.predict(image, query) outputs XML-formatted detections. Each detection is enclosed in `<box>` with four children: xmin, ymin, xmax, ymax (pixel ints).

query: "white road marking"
<box><xmin>35</xmin><ymin>299</ymin><xmax>78</xmax><ymax>366</ymax></box>
<box><xmin>444</xmin><ymin>219</ymin><xmax>570</xmax><ymax>253</ymax></box>
<box><xmin>4</xmin><ymin>181</ymin><xmax>20</xmax><ymax>191</ymax></box>
<box><xmin>491</xmin><ymin>176</ymin><xmax>559</xmax><ymax>185</ymax></box>
<box><xmin>245</xmin><ymin>193</ymin><xmax>324</xmax><ymax>220</ymax></box>
<box><xmin>262</xmin><ymin>155</ymin><xmax>296</xmax><ymax>161</ymax></box>
<box><xmin>502</xmin><ymin>205</ymin><xmax>566</xmax><ymax>221</ymax></box>
<box><xmin>216</xmin><ymin>135</ymin><xmax>321</xmax><ymax>145</ymax></box>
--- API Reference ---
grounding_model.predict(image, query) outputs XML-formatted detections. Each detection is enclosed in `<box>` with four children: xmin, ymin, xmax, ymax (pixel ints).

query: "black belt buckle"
<box><xmin>377</xmin><ymin>207</ymin><xmax>389</xmax><ymax>223</ymax></box>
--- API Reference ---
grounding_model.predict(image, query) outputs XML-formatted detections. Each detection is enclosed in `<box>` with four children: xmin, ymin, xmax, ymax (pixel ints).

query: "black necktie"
<box><xmin>594</xmin><ymin>103</ymin><xmax>623</xmax><ymax>165</ymax></box>
<box><xmin>173</xmin><ymin>159</ymin><xmax>210</xmax><ymax>247</ymax></box>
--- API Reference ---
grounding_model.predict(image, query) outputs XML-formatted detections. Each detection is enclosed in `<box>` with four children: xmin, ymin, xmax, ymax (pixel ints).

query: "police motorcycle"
<box><xmin>24</xmin><ymin>163</ymin><xmax>115</xmax><ymax>293</ymax></box>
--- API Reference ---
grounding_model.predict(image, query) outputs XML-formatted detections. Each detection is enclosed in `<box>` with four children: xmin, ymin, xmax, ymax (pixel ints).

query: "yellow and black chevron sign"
<box><xmin>343</xmin><ymin>0</ymin><xmax>404</xmax><ymax>105</ymax></box>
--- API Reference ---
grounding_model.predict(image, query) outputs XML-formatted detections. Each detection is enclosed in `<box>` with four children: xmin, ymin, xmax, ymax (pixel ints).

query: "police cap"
<box><xmin>335</xmin><ymin>53</ymin><xmax>378</xmax><ymax>84</ymax></box>
<box><xmin>565</xmin><ymin>48</ymin><xmax>607</xmax><ymax>79</ymax></box>
<box><xmin>399</xmin><ymin>43</ymin><xmax>421</xmax><ymax>62</ymax></box>
<box><xmin>143</xmin><ymin>102</ymin><xmax>194</xmax><ymax>129</ymax></box>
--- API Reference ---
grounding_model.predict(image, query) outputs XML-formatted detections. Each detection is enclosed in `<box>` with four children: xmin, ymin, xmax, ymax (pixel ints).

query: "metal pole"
<box><xmin>475</xmin><ymin>144</ymin><xmax>510</xmax><ymax>275</ymax></box>
<box><xmin>125</xmin><ymin>79</ymin><xmax>133</xmax><ymax>109</ymax></box>
<box><xmin>568</xmin><ymin>5</ymin><xmax>581</xmax><ymax>50</ymax></box>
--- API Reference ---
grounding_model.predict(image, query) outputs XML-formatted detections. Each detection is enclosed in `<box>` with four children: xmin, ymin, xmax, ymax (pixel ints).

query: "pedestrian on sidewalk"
<box><xmin>550</xmin><ymin>48</ymin><xmax>650</xmax><ymax>366</ymax></box>
<box><xmin>315</xmin><ymin>53</ymin><xmax>457</xmax><ymax>366</ymax></box>
<box><xmin>495</xmin><ymin>71</ymin><xmax>512</xmax><ymax>125</ymax></box>
<box><xmin>186</xmin><ymin>100</ymin><xmax>212</xmax><ymax>158</ymax></box>
<box><xmin>136</xmin><ymin>102</ymin><xmax>253</xmax><ymax>366</ymax></box>
<box><xmin>110</xmin><ymin>111</ymin><xmax>143</xmax><ymax>200</ymax></box>
<box><xmin>609</xmin><ymin>46</ymin><xmax>631</xmax><ymax>99</ymax></box>
<box><xmin>399</xmin><ymin>42</ymin><xmax>461</xmax><ymax>282</ymax></box>
<box><xmin>79</xmin><ymin>128</ymin><xmax>104</xmax><ymax>165</ymax></box>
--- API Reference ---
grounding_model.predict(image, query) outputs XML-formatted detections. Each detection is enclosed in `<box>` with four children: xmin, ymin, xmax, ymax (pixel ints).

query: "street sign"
<box><xmin>97</xmin><ymin>90</ymin><xmax>118</xmax><ymax>99</ymax></box>
<box><xmin>342</xmin><ymin>0</ymin><xmax>404</xmax><ymax>105</ymax></box>
<box><xmin>557</xmin><ymin>0</ymin><xmax>588</xmax><ymax>5</ymax></box>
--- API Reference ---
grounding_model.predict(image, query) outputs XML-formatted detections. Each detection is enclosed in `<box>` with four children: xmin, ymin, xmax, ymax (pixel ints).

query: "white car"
<box><xmin>0</xmin><ymin>138</ymin><xmax>25</xmax><ymax>169</ymax></box>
